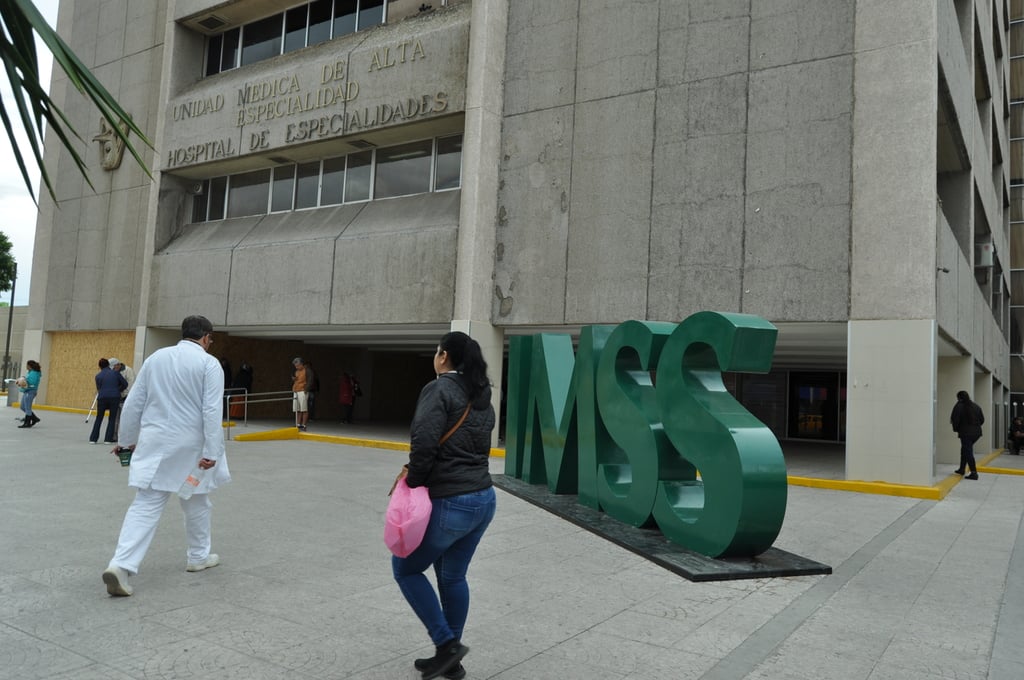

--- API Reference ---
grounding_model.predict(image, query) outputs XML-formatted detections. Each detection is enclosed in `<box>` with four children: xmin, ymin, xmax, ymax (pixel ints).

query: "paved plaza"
<box><xmin>3</xmin><ymin>409</ymin><xmax>1024</xmax><ymax>679</ymax></box>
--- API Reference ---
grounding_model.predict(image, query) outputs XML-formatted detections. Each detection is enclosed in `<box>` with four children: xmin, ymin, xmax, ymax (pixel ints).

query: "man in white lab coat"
<box><xmin>102</xmin><ymin>315</ymin><xmax>230</xmax><ymax>596</ymax></box>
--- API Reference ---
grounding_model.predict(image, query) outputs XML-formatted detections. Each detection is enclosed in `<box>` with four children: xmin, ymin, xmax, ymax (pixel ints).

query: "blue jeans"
<box><xmin>392</xmin><ymin>486</ymin><xmax>496</xmax><ymax>646</ymax></box>
<box><xmin>959</xmin><ymin>434</ymin><xmax>979</xmax><ymax>473</ymax></box>
<box><xmin>20</xmin><ymin>389</ymin><xmax>36</xmax><ymax>416</ymax></box>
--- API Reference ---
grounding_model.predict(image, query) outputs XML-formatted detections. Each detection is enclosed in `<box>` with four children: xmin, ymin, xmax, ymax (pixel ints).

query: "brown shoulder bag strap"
<box><xmin>439</xmin><ymin>403</ymin><xmax>472</xmax><ymax>445</ymax></box>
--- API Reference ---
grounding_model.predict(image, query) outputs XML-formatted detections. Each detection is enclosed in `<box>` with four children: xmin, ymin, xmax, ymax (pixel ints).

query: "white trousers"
<box><xmin>109</xmin><ymin>488</ymin><xmax>213</xmax><ymax>574</ymax></box>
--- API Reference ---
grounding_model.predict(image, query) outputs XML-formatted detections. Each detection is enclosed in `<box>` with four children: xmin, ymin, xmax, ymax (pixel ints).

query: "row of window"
<box><xmin>205</xmin><ymin>0</ymin><xmax>386</xmax><ymax>77</ymax></box>
<box><xmin>191</xmin><ymin>135</ymin><xmax>462</xmax><ymax>222</ymax></box>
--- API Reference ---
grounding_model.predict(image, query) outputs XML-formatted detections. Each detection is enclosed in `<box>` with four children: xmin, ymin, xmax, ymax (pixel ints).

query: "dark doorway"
<box><xmin>788</xmin><ymin>372</ymin><xmax>845</xmax><ymax>441</ymax></box>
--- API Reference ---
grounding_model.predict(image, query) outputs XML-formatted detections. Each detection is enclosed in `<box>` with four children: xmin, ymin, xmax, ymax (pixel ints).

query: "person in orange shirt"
<box><xmin>291</xmin><ymin>357</ymin><xmax>309</xmax><ymax>431</ymax></box>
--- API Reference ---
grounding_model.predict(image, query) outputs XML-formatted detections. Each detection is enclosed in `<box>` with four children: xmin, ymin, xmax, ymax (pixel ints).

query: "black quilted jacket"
<box><xmin>406</xmin><ymin>372</ymin><xmax>495</xmax><ymax>499</ymax></box>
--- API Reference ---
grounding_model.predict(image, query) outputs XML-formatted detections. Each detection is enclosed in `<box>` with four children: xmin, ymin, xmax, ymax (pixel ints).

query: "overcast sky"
<box><xmin>0</xmin><ymin>0</ymin><xmax>60</xmax><ymax>305</ymax></box>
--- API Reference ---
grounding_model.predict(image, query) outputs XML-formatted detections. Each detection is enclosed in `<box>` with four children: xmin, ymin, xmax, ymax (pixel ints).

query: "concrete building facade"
<box><xmin>27</xmin><ymin>0</ymin><xmax>1012</xmax><ymax>486</ymax></box>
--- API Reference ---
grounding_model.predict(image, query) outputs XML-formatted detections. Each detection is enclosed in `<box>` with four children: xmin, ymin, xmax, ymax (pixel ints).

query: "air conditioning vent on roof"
<box><xmin>197</xmin><ymin>15</ymin><xmax>227</xmax><ymax>31</ymax></box>
<box><xmin>349</xmin><ymin>139</ymin><xmax>376</xmax><ymax>149</ymax></box>
<box><xmin>268</xmin><ymin>156</ymin><xmax>293</xmax><ymax>165</ymax></box>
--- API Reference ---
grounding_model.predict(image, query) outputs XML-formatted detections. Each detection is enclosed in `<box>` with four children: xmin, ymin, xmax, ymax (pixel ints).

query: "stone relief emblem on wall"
<box><xmin>93</xmin><ymin>117</ymin><xmax>130</xmax><ymax>171</ymax></box>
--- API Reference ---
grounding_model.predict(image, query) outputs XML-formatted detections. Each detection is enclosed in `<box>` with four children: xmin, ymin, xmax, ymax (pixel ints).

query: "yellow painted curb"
<box><xmin>787</xmin><ymin>476</ymin><xmax>947</xmax><ymax>500</ymax></box>
<box><xmin>234</xmin><ymin>428</ymin><xmax>300</xmax><ymax>442</ymax></box>
<box><xmin>978</xmin><ymin>465</ymin><xmax>1024</xmax><ymax>476</ymax></box>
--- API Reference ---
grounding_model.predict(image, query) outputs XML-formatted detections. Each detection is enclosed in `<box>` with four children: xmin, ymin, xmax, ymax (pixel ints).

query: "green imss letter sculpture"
<box><xmin>505</xmin><ymin>311</ymin><xmax>787</xmax><ymax>558</ymax></box>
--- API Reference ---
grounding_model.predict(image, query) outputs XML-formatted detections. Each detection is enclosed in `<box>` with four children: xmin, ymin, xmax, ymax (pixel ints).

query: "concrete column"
<box><xmin>452</xmin><ymin>0</ymin><xmax>508</xmax><ymax>447</ymax></box>
<box><xmin>937</xmin><ymin>353</ymin><xmax>972</xmax><ymax>465</ymax></box>
<box><xmin>846</xmin><ymin>319</ymin><xmax>936</xmax><ymax>486</ymax></box>
<box><xmin>975</xmin><ymin>370</ymin><xmax>993</xmax><ymax>454</ymax></box>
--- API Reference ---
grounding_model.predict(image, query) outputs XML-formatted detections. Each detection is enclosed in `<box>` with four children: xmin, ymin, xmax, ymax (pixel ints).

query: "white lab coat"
<box><xmin>119</xmin><ymin>340</ymin><xmax>229</xmax><ymax>493</ymax></box>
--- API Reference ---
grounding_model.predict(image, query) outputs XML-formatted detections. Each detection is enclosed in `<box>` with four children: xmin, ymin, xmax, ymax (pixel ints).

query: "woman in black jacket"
<box><xmin>393</xmin><ymin>331</ymin><xmax>496</xmax><ymax>680</ymax></box>
<box><xmin>951</xmin><ymin>390</ymin><xmax>984</xmax><ymax>479</ymax></box>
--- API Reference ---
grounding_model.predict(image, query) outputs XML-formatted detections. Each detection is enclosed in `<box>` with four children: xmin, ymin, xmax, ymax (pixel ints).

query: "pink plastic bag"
<box><xmin>384</xmin><ymin>478</ymin><xmax>432</xmax><ymax>557</ymax></box>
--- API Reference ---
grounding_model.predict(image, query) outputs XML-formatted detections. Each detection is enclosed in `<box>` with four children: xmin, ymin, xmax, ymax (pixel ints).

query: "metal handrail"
<box><xmin>223</xmin><ymin>389</ymin><xmax>296</xmax><ymax>439</ymax></box>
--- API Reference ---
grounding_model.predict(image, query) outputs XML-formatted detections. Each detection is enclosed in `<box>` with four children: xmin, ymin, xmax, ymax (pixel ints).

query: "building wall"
<box><xmin>28</xmin><ymin>0</ymin><xmax>165</xmax><ymax>333</ymax></box>
<box><xmin>495</xmin><ymin>0</ymin><xmax>855</xmax><ymax>326</ymax></box>
<box><xmin>23</xmin><ymin>0</ymin><xmax>1014</xmax><ymax>484</ymax></box>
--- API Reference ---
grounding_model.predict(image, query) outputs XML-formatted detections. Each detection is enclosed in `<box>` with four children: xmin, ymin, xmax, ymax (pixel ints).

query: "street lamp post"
<box><xmin>3</xmin><ymin>262</ymin><xmax>16</xmax><ymax>381</ymax></box>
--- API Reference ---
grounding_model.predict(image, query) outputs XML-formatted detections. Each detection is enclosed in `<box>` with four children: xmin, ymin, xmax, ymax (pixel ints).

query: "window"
<box><xmin>434</xmin><ymin>135</ymin><xmax>462</xmax><ymax>191</ymax></box>
<box><xmin>240</xmin><ymin>14</ymin><xmax>283</xmax><ymax>67</ymax></box>
<box><xmin>271</xmin><ymin>166</ymin><xmax>296</xmax><ymax>212</ymax></box>
<box><xmin>357</xmin><ymin>0</ymin><xmax>385</xmax><ymax>31</ymax></box>
<box><xmin>227</xmin><ymin>170</ymin><xmax>271</xmax><ymax>218</ymax></box>
<box><xmin>190</xmin><ymin>135</ymin><xmax>461</xmax><ymax>222</ymax></box>
<box><xmin>205</xmin><ymin>35</ymin><xmax>222</xmax><ymax>77</ymax></box>
<box><xmin>208</xmin><ymin>177</ymin><xmax>227</xmax><ymax>220</ymax></box>
<box><xmin>192</xmin><ymin>181</ymin><xmax>210</xmax><ymax>222</ymax></box>
<box><xmin>345</xmin><ymin>150</ymin><xmax>373</xmax><ymax>202</ymax></box>
<box><xmin>374</xmin><ymin>140</ymin><xmax>432</xmax><ymax>199</ymax></box>
<box><xmin>203</xmin><ymin>0</ymin><xmax>393</xmax><ymax>76</ymax></box>
<box><xmin>335</xmin><ymin>0</ymin><xmax>359</xmax><ymax>38</ymax></box>
<box><xmin>308</xmin><ymin>0</ymin><xmax>334</xmax><ymax>45</ymax></box>
<box><xmin>221</xmin><ymin>28</ymin><xmax>239</xmax><ymax>72</ymax></box>
<box><xmin>284</xmin><ymin>6</ymin><xmax>309</xmax><ymax>54</ymax></box>
<box><xmin>295</xmin><ymin>161</ymin><xmax>321</xmax><ymax>209</ymax></box>
<box><xmin>321</xmin><ymin>156</ymin><xmax>346</xmax><ymax>205</ymax></box>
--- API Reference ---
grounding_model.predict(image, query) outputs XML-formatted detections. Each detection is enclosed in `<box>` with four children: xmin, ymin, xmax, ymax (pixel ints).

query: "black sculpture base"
<box><xmin>493</xmin><ymin>475</ymin><xmax>832</xmax><ymax>582</ymax></box>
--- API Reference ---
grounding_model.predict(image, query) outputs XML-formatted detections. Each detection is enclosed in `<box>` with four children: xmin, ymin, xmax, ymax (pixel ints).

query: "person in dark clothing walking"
<box><xmin>951</xmin><ymin>390</ymin><xmax>984</xmax><ymax>480</ymax></box>
<box><xmin>392</xmin><ymin>331</ymin><xmax>496</xmax><ymax>680</ymax></box>
<box><xmin>91</xmin><ymin>358</ymin><xmax>128</xmax><ymax>444</ymax></box>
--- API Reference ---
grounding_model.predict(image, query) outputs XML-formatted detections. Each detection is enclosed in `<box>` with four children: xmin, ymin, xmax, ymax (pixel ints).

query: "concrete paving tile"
<box><xmin>590</xmin><ymin>609</ymin><xmax>703</xmax><ymax>647</ymax></box>
<box><xmin>877</xmin><ymin>637</ymin><xmax>988</xmax><ymax>680</ymax></box>
<box><xmin>147</xmin><ymin>601</ymin><xmax>328</xmax><ymax>656</ymax></box>
<box><xmin>545</xmin><ymin>629</ymin><xmax>716</xmax><ymax>676</ymax></box>
<box><xmin>674</xmin><ymin>604</ymin><xmax>780</xmax><ymax>660</ymax></box>
<box><xmin>0</xmin><ymin>575</ymin><xmax>80</xmax><ymax>620</ymax></box>
<box><xmin>782</xmin><ymin>614</ymin><xmax>895</xmax><ymax>660</ymax></box>
<box><xmin>743</xmin><ymin>645</ymin><xmax>875</xmax><ymax>680</ymax></box>
<box><xmin>106</xmin><ymin>638</ymin><xmax>317</xmax><ymax>680</ymax></box>
<box><xmin>989</xmin><ymin>656</ymin><xmax>1024</xmax><ymax>680</ymax></box>
<box><xmin>866</xmin><ymin>663</ymin><xmax>960</xmax><ymax>680</ymax></box>
<box><xmin>260</xmin><ymin>633</ymin><xmax>400</xmax><ymax>679</ymax></box>
<box><xmin>41</xmin><ymin>619</ymin><xmax>193</xmax><ymax>667</ymax></box>
<box><xmin>489</xmin><ymin>650</ymin><xmax>632</xmax><ymax>679</ymax></box>
<box><xmin>35</xmin><ymin>664</ymin><xmax>142</xmax><ymax>680</ymax></box>
<box><xmin>0</xmin><ymin>627</ymin><xmax>94</xmax><ymax>680</ymax></box>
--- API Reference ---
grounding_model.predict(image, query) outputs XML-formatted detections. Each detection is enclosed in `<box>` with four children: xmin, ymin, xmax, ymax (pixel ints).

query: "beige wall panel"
<box><xmin>148</xmin><ymin>251</ymin><xmax>232</xmax><ymax>327</ymax></box>
<box><xmin>493</xmin><ymin>107</ymin><xmax>573</xmax><ymax>324</ymax></box>
<box><xmin>565</xmin><ymin>93</ymin><xmax>654</xmax><ymax>324</ymax></box>
<box><xmin>228</xmin><ymin>242</ymin><xmax>335</xmax><ymax>326</ymax></box>
<box><xmin>575</xmin><ymin>0</ymin><xmax>657</xmax><ymax>102</ymax></box>
<box><xmin>331</xmin><ymin>227</ymin><xmax>458</xmax><ymax>324</ymax></box>
<box><xmin>45</xmin><ymin>331</ymin><xmax>136</xmax><ymax>410</ymax></box>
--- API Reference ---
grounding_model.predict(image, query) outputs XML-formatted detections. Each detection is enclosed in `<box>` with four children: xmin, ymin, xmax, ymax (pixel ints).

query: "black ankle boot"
<box><xmin>418</xmin><ymin>639</ymin><xmax>469</xmax><ymax>680</ymax></box>
<box><xmin>414</xmin><ymin>658</ymin><xmax>465</xmax><ymax>679</ymax></box>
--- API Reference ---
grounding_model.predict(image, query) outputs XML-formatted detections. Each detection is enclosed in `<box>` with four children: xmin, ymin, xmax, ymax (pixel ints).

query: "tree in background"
<box><xmin>0</xmin><ymin>232</ymin><xmax>14</xmax><ymax>294</ymax></box>
<box><xmin>0</xmin><ymin>0</ymin><xmax>151</xmax><ymax>203</ymax></box>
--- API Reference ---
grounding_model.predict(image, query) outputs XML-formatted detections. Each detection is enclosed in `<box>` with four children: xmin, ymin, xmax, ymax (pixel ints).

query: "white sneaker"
<box><xmin>102</xmin><ymin>566</ymin><xmax>133</xmax><ymax>596</ymax></box>
<box><xmin>186</xmin><ymin>553</ymin><xmax>220</xmax><ymax>572</ymax></box>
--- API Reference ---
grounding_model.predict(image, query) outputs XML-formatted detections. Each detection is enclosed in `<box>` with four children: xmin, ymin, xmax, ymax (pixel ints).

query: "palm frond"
<box><xmin>0</xmin><ymin>0</ymin><xmax>153</xmax><ymax>203</ymax></box>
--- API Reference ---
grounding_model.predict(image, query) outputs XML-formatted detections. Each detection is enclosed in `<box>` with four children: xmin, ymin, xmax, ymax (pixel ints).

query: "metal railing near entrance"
<box><xmin>223</xmin><ymin>388</ymin><xmax>295</xmax><ymax>439</ymax></box>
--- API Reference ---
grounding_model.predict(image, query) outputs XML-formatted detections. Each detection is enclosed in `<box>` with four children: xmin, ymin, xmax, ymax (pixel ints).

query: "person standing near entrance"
<box><xmin>291</xmin><ymin>357</ymin><xmax>309</xmax><ymax>431</ymax></box>
<box><xmin>102</xmin><ymin>315</ymin><xmax>229</xmax><ymax>596</ymax></box>
<box><xmin>90</xmin><ymin>358</ymin><xmax>127</xmax><ymax>444</ymax></box>
<box><xmin>951</xmin><ymin>390</ymin><xmax>984</xmax><ymax>480</ymax></box>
